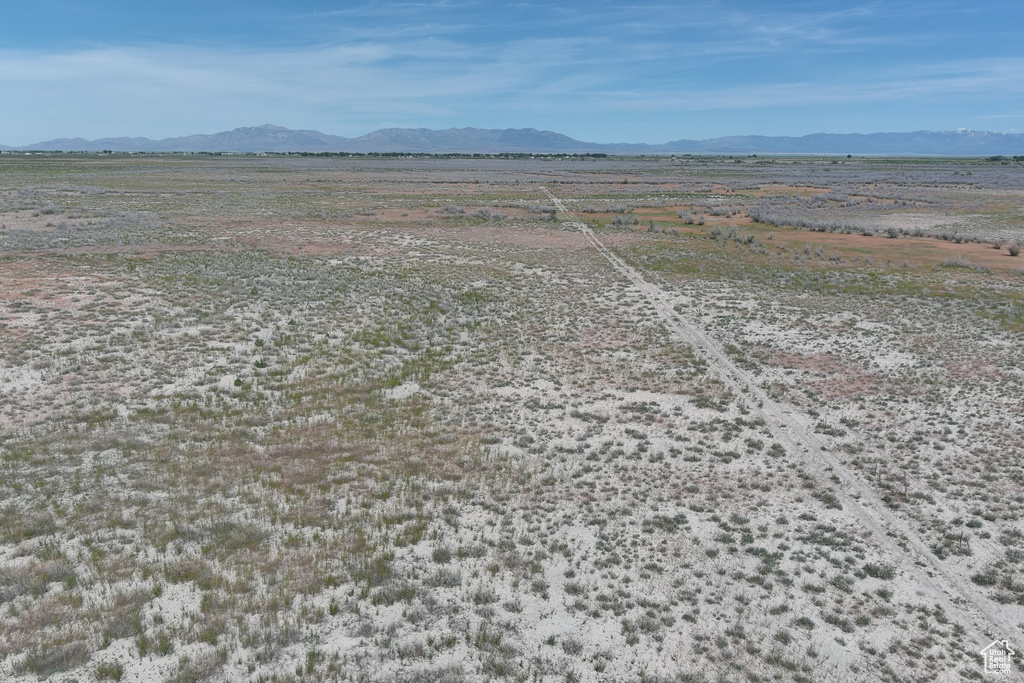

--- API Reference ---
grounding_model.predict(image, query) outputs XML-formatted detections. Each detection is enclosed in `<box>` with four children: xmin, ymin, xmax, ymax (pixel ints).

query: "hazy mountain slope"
<box><xmin>8</xmin><ymin>125</ymin><xmax>1024</xmax><ymax>155</ymax></box>
<box><xmin>663</xmin><ymin>130</ymin><xmax>1024</xmax><ymax>155</ymax></box>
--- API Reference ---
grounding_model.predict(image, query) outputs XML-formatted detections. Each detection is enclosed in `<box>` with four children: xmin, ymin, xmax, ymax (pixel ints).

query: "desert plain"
<box><xmin>1</xmin><ymin>153</ymin><xmax>1023</xmax><ymax>682</ymax></box>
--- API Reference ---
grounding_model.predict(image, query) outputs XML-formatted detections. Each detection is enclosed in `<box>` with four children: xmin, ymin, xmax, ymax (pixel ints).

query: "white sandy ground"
<box><xmin>2</xmin><ymin>163</ymin><xmax>1023</xmax><ymax>681</ymax></box>
<box><xmin>545</xmin><ymin>186</ymin><xmax>1024</xmax><ymax>647</ymax></box>
<box><xmin>384</xmin><ymin>382</ymin><xmax>421</xmax><ymax>400</ymax></box>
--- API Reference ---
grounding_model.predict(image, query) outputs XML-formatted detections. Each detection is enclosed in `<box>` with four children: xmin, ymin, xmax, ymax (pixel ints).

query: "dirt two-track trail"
<box><xmin>542</xmin><ymin>187</ymin><xmax>1023</xmax><ymax>652</ymax></box>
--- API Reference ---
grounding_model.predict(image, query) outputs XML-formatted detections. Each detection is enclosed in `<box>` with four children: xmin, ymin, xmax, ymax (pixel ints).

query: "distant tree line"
<box><xmin>290</xmin><ymin>151</ymin><xmax>610</xmax><ymax>159</ymax></box>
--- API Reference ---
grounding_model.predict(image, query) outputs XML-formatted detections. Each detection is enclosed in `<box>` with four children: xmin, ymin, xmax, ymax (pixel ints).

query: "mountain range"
<box><xmin>2</xmin><ymin>124</ymin><xmax>1023</xmax><ymax>155</ymax></box>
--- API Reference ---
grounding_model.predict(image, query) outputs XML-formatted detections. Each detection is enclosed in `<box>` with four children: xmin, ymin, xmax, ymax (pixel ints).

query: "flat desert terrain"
<box><xmin>1</xmin><ymin>153</ymin><xmax>1023</xmax><ymax>682</ymax></box>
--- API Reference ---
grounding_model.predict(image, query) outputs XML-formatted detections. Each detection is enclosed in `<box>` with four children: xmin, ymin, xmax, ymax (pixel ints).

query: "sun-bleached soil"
<box><xmin>1</xmin><ymin>153</ymin><xmax>1023</xmax><ymax>682</ymax></box>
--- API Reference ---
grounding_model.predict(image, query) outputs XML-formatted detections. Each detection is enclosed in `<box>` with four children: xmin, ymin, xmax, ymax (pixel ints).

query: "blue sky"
<box><xmin>1</xmin><ymin>1</ymin><xmax>1022</xmax><ymax>144</ymax></box>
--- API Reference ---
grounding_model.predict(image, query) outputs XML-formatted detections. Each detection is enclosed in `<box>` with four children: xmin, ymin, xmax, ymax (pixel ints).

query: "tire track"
<box><xmin>543</xmin><ymin>187</ymin><xmax>1022</xmax><ymax>650</ymax></box>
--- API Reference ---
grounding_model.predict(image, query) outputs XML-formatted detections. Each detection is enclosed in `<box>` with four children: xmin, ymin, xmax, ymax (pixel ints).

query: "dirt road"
<box><xmin>543</xmin><ymin>187</ymin><xmax>1023</xmax><ymax>651</ymax></box>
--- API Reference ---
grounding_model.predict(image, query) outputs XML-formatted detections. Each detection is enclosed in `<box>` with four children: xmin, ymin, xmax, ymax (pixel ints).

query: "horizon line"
<box><xmin>3</xmin><ymin>123</ymin><xmax>1024</xmax><ymax>148</ymax></box>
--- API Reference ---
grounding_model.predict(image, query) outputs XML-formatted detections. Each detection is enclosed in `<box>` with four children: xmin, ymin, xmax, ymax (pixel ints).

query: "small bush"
<box><xmin>863</xmin><ymin>563</ymin><xmax>896</xmax><ymax>580</ymax></box>
<box><xmin>372</xmin><ymin>582</ymin><xmax>416</xmax><ymax>606</ymax></box>
<box><xmin>0</xmin><ymin>507</ymin><xmax>57</xmax><ymax>543</ymax></box>
<box><xmin>793</xmin><ymin>616</ymin><xmax>816</xmax><ymax>630</ymax></box>
<box><xmin>823</xmin><ymin>613</ymin><xmax>855</xmax><ymax>633</ymax></box>
<box><xmin>561</xmin><ymin>637</ymin><xmax>584</xmax><ymax>655</ymax></box>
<box><xmin>14</xmin><ymin>641</ymin><xmax>90</xmax><ymax>677</ymax></box>
<box><xmin>97</xmin><ymin>661</ymin><xmax>125</xmax><ymax>681</ymax></box>
<box><xmin>939</xmin><ymin>256</ymin><xmax>972</xmax><ymax>268</ymax></box>
<box><xmin>972</xmin><ymin>570</ymin><xmax>998</xmax><ymax>586</ymax></box>
<box><xmin>165</xmin><ymin>653</ymin><xmax>220</xmax><ymax>683</ymax></box>
<box><xmin>472</xmin><ymin>586</ymin><xmax>498</xmax><ymax>605</ymax></box>
<box><xmin>426</xmin><ymin>568</ymin><xmax>461</xmax><ymax>588</ymax></box>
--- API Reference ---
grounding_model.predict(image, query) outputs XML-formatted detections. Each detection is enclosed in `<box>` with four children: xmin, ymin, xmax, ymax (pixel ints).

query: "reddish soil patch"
<box><xmin>764</xmin><ymin>230</ymin><xmax>1023</xmax><ymax>272</ymax></box>
<box><xmin>945</xmin><ymin>360</ymin><xmax>1002</xmax><ymax>381</ymax></box>
<box><xmin>574</xmin><ymin>325</ymin><xmax>628</xmax><ymax>351</ymax></box>
<box><xmin>629</xmin><ymin>207</ymin><xmax>756</xmax><ymax>227</ymax></box>
<box><xmin>764</xmin><ymin>350</ymin><xmax>846</xmax><ymax>373</ymax></box>
<box><xmin>752</xmin><ymin>185</ymin><xmax>832</xmax><ymax>195</ymax></box>
<box><xmin>763</xmin><ymin>350</ymin><xmax>879</xmax><ymax>398</ymax></box>
<box><xmin>611</xmin><ymin>215</ymin><xmax>1022</xmax><ymax>273</ymax></box>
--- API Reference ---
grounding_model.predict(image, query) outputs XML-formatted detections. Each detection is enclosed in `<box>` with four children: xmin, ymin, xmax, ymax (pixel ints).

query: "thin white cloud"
<box><xmin>0</xmin><ymin>40</ymin><xmax>566</xmax><ymax>142</ymax></box>
<box><xmin>570</xmin><ymin>58</ymin><xmax>1024</xmax><ymax>112</ymax></box>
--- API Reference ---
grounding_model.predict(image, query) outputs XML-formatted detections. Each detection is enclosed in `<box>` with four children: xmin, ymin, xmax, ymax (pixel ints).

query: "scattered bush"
<box><xmin>863</xmin><ymin>563</ymin><xmax>896</xmax><ymax>580</ymax></box>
